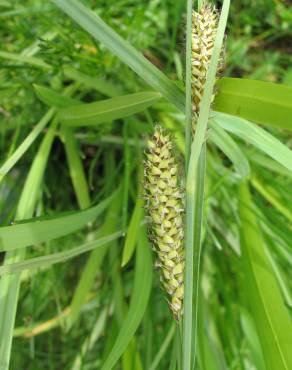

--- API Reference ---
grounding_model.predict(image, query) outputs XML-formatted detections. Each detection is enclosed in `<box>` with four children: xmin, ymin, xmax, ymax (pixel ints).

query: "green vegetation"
<box><xmin>0</xmin><ymin>0</ymin><xmax>291</xmax><ymax>369</ymax></box>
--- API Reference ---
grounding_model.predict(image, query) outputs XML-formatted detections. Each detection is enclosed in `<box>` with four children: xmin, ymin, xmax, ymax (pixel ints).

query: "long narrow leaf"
<box><xmin>209</xmin><ymin>124</ymin><xmax>250</xmax><ymax>179</ymax></box>
<box><xmin>62</xmin><ymin>126</ymin><xmax>91</xmax><ymax>209</ymax></box>
<box><xmin>212</xmin><ymin>112</ymin><xmax>292</xmax><ymax>172</ymax></box>
<box><xmin>214</xmin><ymin>78</ymin><xmax>292</xmax><ymax>130</ymax></box>
<box><xmin>121</xmin><ymin>197</ymin><xmax>143</xmax><ymax>267</ymax></box>
<box><xmin>0</xmin><ymin>50</ymin><xmax>51</xmax><ymax>69</ymax></box>
<box><xmin>0</xmin><ymin>196</ymin><xmax>112</xmax><ymax>252</ymax></box>
<box><xmin>0</xmin><ymin>231</ymin><xmax>123</xmax><ymax>276</ymax></box>
<box><xmin>0</xmin><ymin>109</ymin><xmax>55</xmax><ymax>183</ymax></box>
<box><xmin>51</xmin><ymin>0</ymin><xmax>185</xmax><ymax>112</ymax></box>
<box><xmin>239</xmin><ymin>183</ymin><xmax>292</xmax><ymax>370</ymax></box>
<box><xmin>66</xmin><ymin>190</ymin><xmax>122</xmax><ymax>330</ymax></box>
<box><xmin>0</xmin><ymin>121</ymin><xmax>58</xmax><ymax>370</ymax></box>
<box><xmin>59</xmin><ymin>92</ymin><xmax>161</xmax><ymax>126</ymax></box>
<box><xmin>34</xmin><ymin>84</ymin><xmax>80</xmax><ymax>108</ymax></box>
<box><xmin>101</xmin><ymin>227</ymin><xmax>152</xmax><ymax>370</ymax></box>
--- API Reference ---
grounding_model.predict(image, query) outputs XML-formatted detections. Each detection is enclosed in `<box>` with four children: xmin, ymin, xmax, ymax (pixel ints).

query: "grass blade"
<box><xmin>0</xmin><ymin>121</ymin><xmax>58</xmax><ymax>370</ymax></box>
<box><xmin>121</xmin><ymin>196</ymin><xmax>143</xmax><ymax>267</ymax></box>
<box><xmin>34</xmin><ymin>84</ymin><xmax>80</xmax><ymax>108</ymax></box>
<box><xmin>51</xmin><ymin>0</ymin><xmax>185</xmax><ymax>112</ymax></box>
<box><xmin>59</xmin><ymin>92</ymin><xmax>161</xmax><ymax>126</ymax></box>
<box><xmin>149</xmin><ymin>324</ymin><xmax>176</xmax><ymax>370</ymax></box>
<box><xmin>66</xmin><ymin>190</ymin><xmax>122</xmax><ymax>330</ymax></box>
<box><xmin>0</xmin><ymin>83</ymin><xmax>77</xmax><ymax>183</ymax></box>
<box><xmin>239</xmin><ymin>183</ymin><xmax>292</xmax><ymax>370</ymax></box>
<box><xmin>0</xmin><ymin>196</ymin><xmax>113</xmax><ymax>252</ymax></box>
<box><xmin>101</xmin><ymin>226</ymin><xmax>152</xmax><ymax>370</ymax></box>
<box><xmin>0</xmin><ymin>231</ymin><xmax>123</xmax><ymax>276</ymax></box>
<box><xmin>0</xmin><ymin>50</ymin><xmax>51</xmax><ymax>69</ymax></box>
<box><xmin>70</xmin><ymin>307</ymin><xmax>109</xmax><ymax>370</ymax></box>
<box><xmin>214</xmin><ymin>78</ymin><xmax>292</xmax><ymax>130</ymax></box>
<box><xmin>62</xmin><ymin>126</ymin><xmax>91</xmax><ymax>209</ymax></box>
<box><xmin>0</xmin><ymin>109</ymin><xmax>55</xmax><ymax>183</ymax></box>
<box><xmin>209</xmin><ymin>124</ymin><xmax>250</xmax><ymax>179</ymax></box>
<box><xmin>63</xmin><ymin>67</ymin><xmax>120</xmax><ymax>97</ymax></box>
<box><xmin>251</xmin><ymin>175</ymin><xmax>292</xmax><ymax>222</ymax></box>
<box><xmin>212</xmin><ymin>112</ymin><xmax>292</xmax><ymax>172</ymax></box>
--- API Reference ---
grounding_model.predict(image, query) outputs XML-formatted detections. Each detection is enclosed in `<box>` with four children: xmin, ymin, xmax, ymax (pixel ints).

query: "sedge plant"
<box><xmin>0</xmin><ymin>0</ymin><xmax>291</xmax><ymax>370</ymax></box>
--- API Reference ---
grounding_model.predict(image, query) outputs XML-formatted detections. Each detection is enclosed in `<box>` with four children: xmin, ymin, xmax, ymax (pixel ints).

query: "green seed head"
<box><xmin>192</xmin><ymin>5</ymin><xmax>224</xmax><ymax>133</ymax></box>
<box><xmin>144</xmin><ymin>126</ymin><xmax>184</xmax><ymax>320</ymax></box>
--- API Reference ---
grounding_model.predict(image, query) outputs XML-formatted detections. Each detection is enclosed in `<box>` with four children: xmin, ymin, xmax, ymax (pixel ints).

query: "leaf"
<box><xmin>212</xmin><ymin>112</ymin><xmax>292</xmax><ymax>172</ymax></box>
<box><xmin>0</xmin><ymin>195</ymin><xmax>113</xmax><ymax>252</ymax></box>
<box><xmin>239</xmin><ymin>183</ymin><xmax>292</xmax><ymax>370</ymax></box>
<box><xmin>51</xmin><ymin>0</ymin><xmax>185</xmax><ymax>112</ymax></box>
<box><xmin>0</xmin><ymin>83</ymin><xmax>76</xmax><ymax>184</ymax></box>
<box><xmin>149</xmin><ymin>324</ymin><xmax>176</xmax><ymax>370</ymax></box>
<box><xmin>34</xmin><ymin>84</ymin><xmax>80</xmax><ymax>108</ymax></box>
<box><xmin>63</xmin><ymin>67</ymin><xmax>120</xmax><ymax>97</ymax></box>
<box><xmin>209</xmin><ymin>124</ymin><xmax>250</xmax><ymax>179</ymax></box>
<box><xmin>246</xmin><ymin>151</ymin><xmax>292</xmax><ymax>178</ymax></box>
<box><xmin>0</xmin><ymin>50</ymin><xmax>51</xmax><ymax>69</ymax></box>
<box><xmin>101</xmin><ymin>227</ymin><xmax>152</xmax><ymax>370</ymax></box>
<box><xmin>0</xmin><ymin>231</ymin><xmax>122</xmax><ymax>276</ymax></box>
<box><xmin>121</xmin><ymin>196</ymin><xmax>143</xmax><ymax>267</ymax></box>
<box><xmin>58</xmin><ymin>92</ymin><xmax>161</xmax><ymax>126</ymax></box>
<box><xmin>251</xmin><ymin>175</ymin><xmax>292</xmax><ymax>222</ymax></box>
<box><xmin>240</xmin><ymin>310</ymin><xmax>266</xmax><ymax>370</ymax></box>
<box><xmin>0</xmin><ymin>109</ymin><xmax>55</xmax><ymax>183</ymax></box>
<box><xmin>66</xmin><ymin>190</ymin><xmax>122</xmax><ymax>330</ymax></box>
<box><xmin>62</xmin><ymin>126</ymin><xmax>91</xmax><ymax>209</ymax></box>
<box><xmin>0</xmin><ymin>121</ymin><xmax>58</xmax><ymax>370</ymax></box>
<box><xmin>214</xmin><ymin>77</ymin><xmax>292</xmax><ymax>130</ymax></box>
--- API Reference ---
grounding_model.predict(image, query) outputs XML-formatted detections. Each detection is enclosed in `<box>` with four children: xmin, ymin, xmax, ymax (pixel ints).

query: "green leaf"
<box><xmin>51</xmin><ymin>0</ymin><xmax>185</xmax><ymax>112</ymax></box>
<box><xmin>58</xmin><ymin>92</ymin><xmax>161</xmax><ymax>126</ymax></box>
<box><xmin>34</xmin><ymin>84</ymin><xmax>80</xmax><ymax>108</ymax></box>
<box><xmin>212</xmin><ymin>112</ymin><xmax>292</xmax><ymax>172</ymax></box>
<box><xmin>251</xmin><ymin>175</ymin><xmax>292</xmax><ymax>222</ymax></box>
<box><xmin>0</xmin><ymin>109</ymin><xmax>55</xmax><ymax>183</ymax></box>
<box><xmin>209</xmin><ymin>124</ymin><xmax>250</xmax><ymax>179</ymax></box>
<box><xmin>149</xmin><ymin>324</ymin><xmax>176</xmax><ymax>370</ymax></box>
<box><xmin>240</xmin><ymin>310</ymin><xmax>266</xmax><ymax>370</ymax></box>
<box><xmin>0</xmin><ymin>121</ymin><xmax>58</xmax><ymax>370</ymax></box>
<box><xmin>121</xmin><ymin>196</ymin><xmax>143</xmax><ymax>267</ymax></box>
<box><xmin>62</xmin><ymin>126</ymin><xmax>91</xmax><ymax>209</ymax></box>
<box><xmin>66</xmin><ymin>190</ymin><xmax>122</xmax><ymax>330</ymax></box>
<box><xmin>0</xmin><ymin>231</ymin><xmax>122</xmax><ymax>276</ymax></box>
<box><xmin>0</xmin><ymin>83</ymin><xmax>76</xmax><ymax>184</ymax></box>
<box><xmin>0</xmin><ymin>50</ymin><xmax>51</xmax><ymax>69</ymax></box>
<box><xmin>63</xmin><ymin>67</ymin><xmax>120</xmax><ymax>97</ymax></box>
<box><xmin>102</xmin><ymin>227</ymin><xmax>152</xmax><ymax>370</ymax></box>
<box><xmin>239</xmin><ymin>183</ymin><xmax>292</xmax><ymax>370</ymax></box>
<box><xmin>0</xmin><ymin>196</ymin><xmax>113</xmax><ymax>252</ymax></box>
<box><xmin>246</xmin><ymin>151</ymin><xmax>292</xmax><ymax>178</ymax></box>
<box><xmin>214</xmin><ymin>78</ymin><xmax>292</xmax><ymax>130</ymax></box>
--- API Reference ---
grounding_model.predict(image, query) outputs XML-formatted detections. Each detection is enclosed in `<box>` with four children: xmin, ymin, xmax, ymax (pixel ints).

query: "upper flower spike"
<box><xmin>191</xmin><ymin>4</ymin><xmax>224</xmax><ymax>133</ymax></box>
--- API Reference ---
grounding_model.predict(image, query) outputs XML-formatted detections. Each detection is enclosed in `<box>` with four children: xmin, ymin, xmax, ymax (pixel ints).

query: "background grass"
<box><xmin>0</xmin><ymin>0</ymin><xmax>291</xmax><ymax>369</ymax></box>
